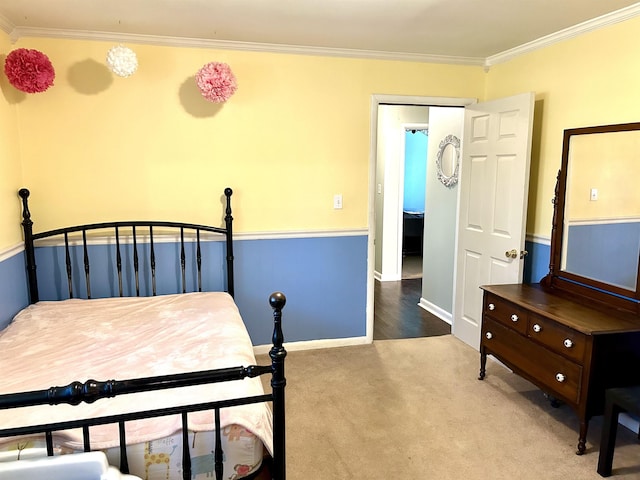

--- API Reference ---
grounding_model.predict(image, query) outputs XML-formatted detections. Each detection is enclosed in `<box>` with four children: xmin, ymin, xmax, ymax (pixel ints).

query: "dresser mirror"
<box><xmin>544</xmin><ymin>122</ymin><xmax>640</xmax><ymax>312</ymax></box>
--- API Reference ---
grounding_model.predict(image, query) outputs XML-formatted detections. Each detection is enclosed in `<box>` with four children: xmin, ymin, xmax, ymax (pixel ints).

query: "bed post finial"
<box><xmin>18</xmin><ymin>188</ymin><xmax>39</xmax><ymax>303</ymax></box>
<box><xmin>269</xmin><ymin>291</ymin><xmax>286</xmax><ymax>480</ymax></box>
<box><xmin>224</xmin><ymin>188</ymin><xmax>234</xmax><ymax>297</ymax></box>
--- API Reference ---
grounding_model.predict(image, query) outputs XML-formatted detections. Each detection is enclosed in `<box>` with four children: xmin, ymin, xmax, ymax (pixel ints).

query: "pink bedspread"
<box><xmin>0</xmin><ymin>292</ymin><xmax>273</xmax><ymax>453</ymax></box>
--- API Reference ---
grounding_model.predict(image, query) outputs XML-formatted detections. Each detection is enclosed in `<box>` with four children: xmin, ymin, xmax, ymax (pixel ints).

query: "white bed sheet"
<box><xmin>0</xmin><ymin>292</ymin><xmax>273</xmax><ymax>456</ymax></box>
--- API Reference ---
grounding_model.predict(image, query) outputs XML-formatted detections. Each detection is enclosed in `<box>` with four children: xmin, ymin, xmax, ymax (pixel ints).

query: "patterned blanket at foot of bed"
<box><xmin>0</xmin><ymin>424</ymin><xmax>264</xmax><ymax>480</ymax></box>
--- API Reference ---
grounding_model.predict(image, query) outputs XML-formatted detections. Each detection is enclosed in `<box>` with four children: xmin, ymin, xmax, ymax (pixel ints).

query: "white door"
<box><xmin>452</xmin><ymin>92</ymin><xmax>535</xmax><ymax>349</ymax></box>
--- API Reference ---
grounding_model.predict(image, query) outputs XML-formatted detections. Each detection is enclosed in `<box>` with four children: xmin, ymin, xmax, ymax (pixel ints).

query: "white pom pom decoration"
<box><xmin>106</xmin><ymin>45</ymin><xmax>138</xmax><ymax>77</ymax></box>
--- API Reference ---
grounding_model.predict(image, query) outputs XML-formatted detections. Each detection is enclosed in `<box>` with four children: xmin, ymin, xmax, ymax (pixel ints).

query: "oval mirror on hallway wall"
<box><xmin>436</xmin><ymin>134</ymin><xmax>460</xmax><ymax>188</ymax></box>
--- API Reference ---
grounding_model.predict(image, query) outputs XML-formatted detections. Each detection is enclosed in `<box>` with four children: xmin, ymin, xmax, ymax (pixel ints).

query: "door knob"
<box><xmin>520</xmin><ymin>250</ymin><xmax>529</xmax><ymax>259</ymax></box>
<box><xmin>505</xmin><ymin>249</ymin><xmax>518</xmax><ymax>259</ymax></box>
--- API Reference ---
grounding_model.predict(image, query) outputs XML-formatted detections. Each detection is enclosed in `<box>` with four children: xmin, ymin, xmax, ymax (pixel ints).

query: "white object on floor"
<box><xmin>0</xmin><ymin>451</ymin><xmax>141</xmax><ymax>480</ymax></box>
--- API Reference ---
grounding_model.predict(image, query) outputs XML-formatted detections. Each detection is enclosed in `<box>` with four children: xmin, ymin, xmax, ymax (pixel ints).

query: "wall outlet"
<box><xmin>333</xmin><ymin>194</ymin><xmax>343</xmax><ymax>209</ymax></box>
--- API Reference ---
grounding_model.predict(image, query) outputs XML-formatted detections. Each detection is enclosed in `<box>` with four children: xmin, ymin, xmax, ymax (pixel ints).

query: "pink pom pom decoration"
<box><xmin>195</xmin><ymin>62</ymin><xmax>237</xmax><ymax>103</ymax></box>
<box><xmin>4</xmin><ymin>48</ymin><xmax>55</xmax><ymax>93</ymax></box>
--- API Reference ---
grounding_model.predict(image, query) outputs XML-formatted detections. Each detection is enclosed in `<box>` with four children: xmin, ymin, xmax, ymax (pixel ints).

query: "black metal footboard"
<box><xmin>0</xmin><ymin>292</ymin><xmax>287</xmax><ymax>480</ymax></box>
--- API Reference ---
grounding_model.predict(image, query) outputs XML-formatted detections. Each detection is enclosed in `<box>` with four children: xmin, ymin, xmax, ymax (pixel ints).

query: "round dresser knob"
<box><xmin>511</xmin><ymin>314</ymin><xmax>519</xmax><ymax>322</ymax></box>
<box><xmin>563</xmin><ymin>339</ymin><xmax>573</xmax><ymax>348</ymax></box>
<box><xmin>488</xmin><ymin>303</ymin><xmax>495</xmax><ymax>311</ymax></box>
<box><xmin>485</xmin><ymin>332</ymin><xmax>493</xmax><ymax>340</ymax></box>
<box><xmin>532</xmin><ymin>324</ymin><xmax>542</xmax><ymax>333</ymax></box>
<box><xmin>555</xmin><ymin>373</ymin><xmax>566</xmax><ymax>383</ymax></box>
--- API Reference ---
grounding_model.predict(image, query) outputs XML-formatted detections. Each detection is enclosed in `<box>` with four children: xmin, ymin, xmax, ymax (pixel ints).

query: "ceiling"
<box><xmin>0</xmin><ymin>0</ymin><xmax>638</xmax><ymax>64</ymax></box>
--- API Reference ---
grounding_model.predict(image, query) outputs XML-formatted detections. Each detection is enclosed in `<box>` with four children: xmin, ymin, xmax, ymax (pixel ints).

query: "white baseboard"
<box><xmin>253</xmin><ymin>335</ymin><xmax>370</xmax><ymax>355</ymax></box>
<box><xmin>375</xmin><ymin>272</ymin><xmax>402</xmax><ymax>282</ymax></box>
<box><xmin>374</xmin><ymin>268</ymin><xmax>406</xmax><ymax>282</ymax></box>
<box><xmin>419</xmin><ymin>297</ymin><xmax>452</xmax><ymax>325</ymax></box>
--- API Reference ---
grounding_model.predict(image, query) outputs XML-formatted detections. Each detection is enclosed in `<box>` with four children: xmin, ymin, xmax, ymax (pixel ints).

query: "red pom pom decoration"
<box><xmin>4</xmin><ymin>48</ymin><xmax>55</xmax><ymax>93</ymax></box>
<box><xmin>195</xmin><ymin>62</ymin><xmax>237</xmax><ymax>103</ymax></box>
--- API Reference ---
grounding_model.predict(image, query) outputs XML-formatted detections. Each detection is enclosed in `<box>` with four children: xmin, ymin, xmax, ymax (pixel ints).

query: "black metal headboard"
<box><xmin>18</xmin><ymin>188</ymin><xmax>235</xmax><ymax>303</ymax></box>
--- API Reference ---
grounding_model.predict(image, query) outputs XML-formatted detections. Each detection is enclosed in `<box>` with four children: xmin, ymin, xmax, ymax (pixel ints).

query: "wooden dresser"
<box><xmin>479</xmin><ymin>283</ymin><xmax>640</xmax><ymax>454</ymax></box>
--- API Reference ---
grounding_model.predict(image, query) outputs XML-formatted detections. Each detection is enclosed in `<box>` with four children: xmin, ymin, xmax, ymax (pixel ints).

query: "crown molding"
<box><xmin>485</xmin><ymin>3</ymin><xmax>640</xmax><ymax>67</ymax></box>
<box><xmin>1</xmin><ymin>4</ymin><xmax>639</xmax><ymax>67</ymax></box>
<box><xmin>5</xmin><ymin>26</ymin><xmax>486</xmax><ymax>65</ymax></box>
<box><xmin>0</xmin><ymin>13</ymin><xmax>11</xmax><ymax>35</ymax></box>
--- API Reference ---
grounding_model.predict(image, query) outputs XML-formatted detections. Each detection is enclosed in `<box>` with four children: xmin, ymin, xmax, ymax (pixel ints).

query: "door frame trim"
<box><xmin>367</xmin><ymin>94</ymin><xmax>477</xmax><ymax>343</ymax></box>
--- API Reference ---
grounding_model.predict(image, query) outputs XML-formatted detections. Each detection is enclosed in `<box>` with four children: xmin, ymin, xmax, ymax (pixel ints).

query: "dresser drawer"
<box><xmin>527</xmin><ymin>313</ymin><xmax>587</xmax><ymax>363</ymax></box>
<box><xmin>484</xmin><ymin>293</ymin><xmax>528</xmax><ymax>335</ymax></box>
<box><xmin>482</xmin><ymin>318</ymin><xmax>582</xmax><ymax>404</ymax></box>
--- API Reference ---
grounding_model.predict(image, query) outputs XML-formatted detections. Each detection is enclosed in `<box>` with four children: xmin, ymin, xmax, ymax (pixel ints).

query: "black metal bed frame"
<box><xmin>0</xmin><ymin>188</ymin><xmax>287</xmax><ymax>480</ymax></box>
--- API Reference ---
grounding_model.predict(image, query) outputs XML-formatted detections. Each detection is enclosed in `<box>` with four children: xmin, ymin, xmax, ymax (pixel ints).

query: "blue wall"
<box><xmin>0</xmin><ymin>252</ymin><xmax>30</xmax><ymax>330</ymax></box>
<box><xmin>1</xmin><ymin>235</ymin><xmax>549</xmax><ymax>344</ymax></box>
<box><xmin>523</xmin><ymin>239</ymin><xmax>551</xmax><ymax>284</ymax></box>
<box><xmin>233</xmin><ymin>236</ymin><xmax>368</xmax><ymax>343</ymax></box>
<box><xmin>0</xmin><ymin>234</ymin><xmax>368</xmax><ymax>346</ymax></box>
<box><xmin>33</xmin><ymin>242</ymin><xmax>228</xmax><ymax>300</ymax></box>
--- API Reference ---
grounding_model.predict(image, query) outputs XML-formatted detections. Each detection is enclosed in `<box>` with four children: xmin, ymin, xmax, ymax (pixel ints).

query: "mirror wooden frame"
<box><xmin>542</xmin><ymin>121</ymin><xmax>640</xmax><ymax>314</ymax></box>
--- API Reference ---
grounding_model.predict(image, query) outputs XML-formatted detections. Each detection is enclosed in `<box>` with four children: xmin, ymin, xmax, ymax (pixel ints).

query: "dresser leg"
<box><xmin>548</xmin><ymin>395</ymin><xmax>562</xmax><ymax>408</ymax></box>
<box><xmin>478</xmin><ymin>349</ymin><xmax>487</xmax><ymax>380</ymax></box>
<box><xmin>576</xmin><ymin>420</ymin><xmax>588</xmax><ymax>455</ymax></box>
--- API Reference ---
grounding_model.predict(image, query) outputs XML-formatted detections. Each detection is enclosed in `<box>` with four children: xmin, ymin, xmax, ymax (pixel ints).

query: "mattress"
<box><xmin>0</xmin><ymin>292</ymin><xmax>272</xmax><ymax>479</ymax></box>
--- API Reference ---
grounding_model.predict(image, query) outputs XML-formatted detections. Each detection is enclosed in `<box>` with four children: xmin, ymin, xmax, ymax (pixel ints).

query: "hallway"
<box><xmin>373</xmin><ymin>255</ymin><xmax>451</xmax><ymax>340</ymax></box>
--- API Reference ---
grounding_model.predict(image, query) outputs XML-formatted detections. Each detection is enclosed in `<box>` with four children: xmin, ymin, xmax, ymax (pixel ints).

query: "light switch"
<box><xmin>590</xmin><ymin>188</ymin><xmax>598</xmax><ymax>201</ymax></box>
<box><xmin>333</xmin><ymin>194</ymin><xmax>343</xmax><ymax>209</ymax></box>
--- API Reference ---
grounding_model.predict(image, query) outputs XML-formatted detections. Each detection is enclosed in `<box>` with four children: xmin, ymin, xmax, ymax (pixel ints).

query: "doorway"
<box><xmin>402</xmin><ymin>127</ymin><xmax>428</xmax><ymax>280</ymax></box>
<box><xmin>369</xmin><ymin>93</ymin><xmax>535</xmax><ymax>348</ymax></box>
<box><xmin>374</xmin><ymin>107</ymin><xmax>464</xmax><ymax>339</ymax></box>
<box><xmin>367</xmin><ymin>95</ymin><xmax>476</xmax><ymax>343</ymax></box>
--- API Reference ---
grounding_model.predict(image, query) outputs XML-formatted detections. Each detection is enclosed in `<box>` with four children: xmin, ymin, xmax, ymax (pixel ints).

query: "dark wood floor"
<box><xmin>374</xmin><ymin>277</ymin><xmax>451</xmax><ymax>340</ymax></box>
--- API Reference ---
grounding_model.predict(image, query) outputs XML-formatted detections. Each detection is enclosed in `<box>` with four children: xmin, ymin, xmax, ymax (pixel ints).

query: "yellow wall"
<box><xmin>0</xmin><ymin>34</ymin><xmax>23</xmax><ymax>249</ymax></box>
<box><xmin>4</xmin><ymin>14</ymin><xmax>640</xmax><ymax>251</ymax></box>
<box><xmin>4</xmin><ymin>37</ymin><xmax>483</xmax><ymax>243</ymax></box>
<box><xmin>486</xmin><ymin>15</ymin><xmax>640</xmax><ymax>237</ymax></box>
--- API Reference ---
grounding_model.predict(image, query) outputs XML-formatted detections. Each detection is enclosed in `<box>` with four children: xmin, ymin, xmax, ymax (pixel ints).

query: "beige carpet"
<box><xmin>260</xmin><ymin>335</ymin><xmax>640</xmax><ymax>479</ymax></box>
